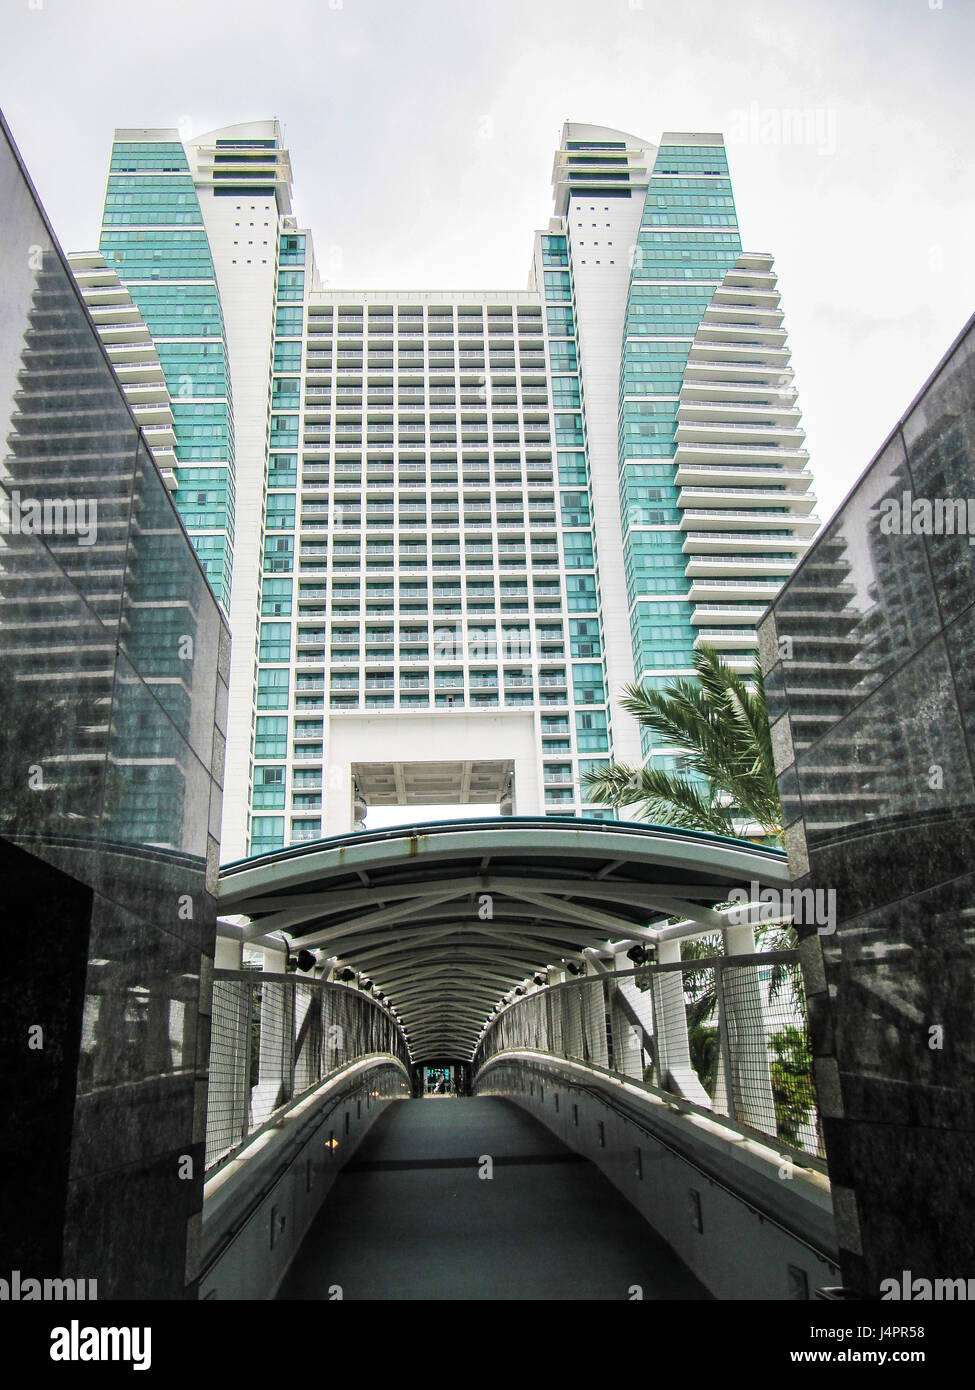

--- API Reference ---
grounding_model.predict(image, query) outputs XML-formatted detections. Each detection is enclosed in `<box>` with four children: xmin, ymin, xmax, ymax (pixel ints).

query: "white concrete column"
<box><xmin>580</xmin><ymin>956</ymin><xmax>610</xmax><ymax>1068</ymax></box>
<box><xmin>214</xmin><ymin>936</ymin><xmax>242</xmax><ymax>970</ymax></box>
<box><xmin>715</xmin><ymin>922</ymin><xmax>777</xmax><ymax>1133</ymax></box>
<box><xmin>324</xmin><ymin>756</ymin><xmax>354</xmax><ymax>836</ymax></box>
<box><xmin>262</xmin><ymin>943</ymin><xmax>287</xmax><ymax>973</ymax></box>
<box><xmin>512</xmin><ymin>751</ymin><xmax>543</xmax><ymax>815</ymax></box>
<box><xmin>545</xmin><ymin>967</ymin><xmax>565</xmax><ymax>1055</ymax></box>
<box><xmin>292</xmin><ymin>981</ymin><xmax>322</xmax><ymax>1093</ymax></box>
<box><xmin>650</xmin><ymin>939</ymin><xmax>712</xmax><ymax>1106</ymax></box>
<box><xmin>609</xmin><ymin>948</ymin><xmax>654</xmax><ymax>1081</ymax></box>
<box><xmin>250</xmin><ymin>962</ymin><xmax>294</xmax><ymax>1125</ymax></box>
<box><xmin>205</xmin><ymin>976</ymin><xmax>251</xmax><ymax>1158</ymax></box>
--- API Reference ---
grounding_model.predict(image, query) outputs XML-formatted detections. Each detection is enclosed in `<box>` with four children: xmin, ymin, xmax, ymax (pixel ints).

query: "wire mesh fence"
<box><xmin>473</xmin><ymin>951</ymin><xmax>824</xmax><ymax>1160</ymax></box>
<box><xmin>718</xmin><ymin>955</ymin><xmax>821</xmax><ymax>1154</ymax></box>
<box><xmin>205</xmin><ymin>970</ymin><xmax>410</xmax><ymax>1171</ymax></box>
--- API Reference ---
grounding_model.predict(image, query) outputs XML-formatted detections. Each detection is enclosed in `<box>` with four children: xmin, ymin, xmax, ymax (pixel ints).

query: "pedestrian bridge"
<box><xmin>202</xmin><ymin>817</ymin><xmax>840</xmax><ymax>1300</ymax></box>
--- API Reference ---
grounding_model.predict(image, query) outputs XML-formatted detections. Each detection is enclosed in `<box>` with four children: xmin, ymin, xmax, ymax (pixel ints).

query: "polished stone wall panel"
<box><xmin>61</xmin><ymin>1148</ymin><xmax>204</xmax><ymax>1301</ymax></box>
<box><xmin>763</xmin><ymin>313</ymin><xmax>975</xmax><ymax>1296</ymax></box>
<box><xmin>0</xmin><ymin>837</ymin><xmax>93</xmax><ymax>1274</ymax></box>
<box><xmin>0</xmin><ymin>110</ymin><xmax>228</xmax><ymax>1298</ymax></box>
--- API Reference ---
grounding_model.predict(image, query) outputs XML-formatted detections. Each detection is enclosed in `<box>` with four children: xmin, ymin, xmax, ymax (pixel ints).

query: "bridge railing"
<box><xmin>205</xmin><ymin>969</ymin><xmax>410</xmax><ymax>1172</ymax></box>
<box><xmin>472</xmin><ymin>951</ymin><xmax>824</xmax><ymax>1162</ymax></box>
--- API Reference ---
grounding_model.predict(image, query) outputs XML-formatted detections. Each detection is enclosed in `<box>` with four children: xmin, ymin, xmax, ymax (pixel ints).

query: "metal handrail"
<box><xmin>205</xmin><ymin>969</ymin><xmax>409</xmax><ymax>1174</ymax></box>
<box><xmin>472</xmin><ymin>953</ymin><xmax>824</xmax><ymax>1163</ymax></box>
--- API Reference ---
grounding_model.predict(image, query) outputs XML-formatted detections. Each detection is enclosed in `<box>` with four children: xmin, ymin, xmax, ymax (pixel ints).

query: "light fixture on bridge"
<box><xmin>565</xmin><ymin>960</ymin><xmax>585</xmax><ymax>976</ymax></box>
<box><xmin>626</xmin><ymin>944</ymin><xmax>654</xmax><ymax>965</ymax></box>
<box><xmin>285</xmin><ymin>947</ymin><xmax>318</xmax><ymax>974</ymax></box>
<box><xmin>532</xmin><ymin>973</ymin><xmax>545</xmax><ymax>986</ymax></box>
<box><xmin>338</xmin><ymin>967</ymin><xmax>356</xmax><ymax>982</ymax></box>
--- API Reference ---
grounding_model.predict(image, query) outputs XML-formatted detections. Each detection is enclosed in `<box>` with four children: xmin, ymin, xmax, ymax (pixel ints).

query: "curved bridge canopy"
<box><xmin>217</xmin><ymin>816</ymin><xmax>789</xmax><ymax>1062</ymax></box>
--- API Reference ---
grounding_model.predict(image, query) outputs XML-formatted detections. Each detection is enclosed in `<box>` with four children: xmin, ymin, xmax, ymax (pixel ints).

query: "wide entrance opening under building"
<box><xmin>354</xmin><ymin>758</ymin><xmax>513</xmax><ymax>830</ymax></box>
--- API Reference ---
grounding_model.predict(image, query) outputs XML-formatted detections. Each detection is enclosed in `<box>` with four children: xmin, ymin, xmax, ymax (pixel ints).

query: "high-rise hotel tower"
<box><xmin>76</xmin><ymin>120</ymin><xmax>817</xmax><ymax>860</ymax></box>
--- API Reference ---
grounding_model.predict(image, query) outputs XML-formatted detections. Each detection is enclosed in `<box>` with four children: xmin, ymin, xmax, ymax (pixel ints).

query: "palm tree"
<box><xmin>582</xmin><ymin>643</ymin><xmax>782</xmax><ymax>843</ymax></box>
<box><xmin>592</xmin><ymin>648</ymin><xmax>815</xmax><ymax>1132</ymax></box>
<box><xmin>595</xmin><ymin>646</ymin><xmax>807</xmax><ymax>1099</ymax></box>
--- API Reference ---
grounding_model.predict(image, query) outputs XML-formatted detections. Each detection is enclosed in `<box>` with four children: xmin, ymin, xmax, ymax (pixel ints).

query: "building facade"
<box><xmin>82</xmin><ymin>119</ymin><xmax>817</xmax><ymax>859</ymax></box>
<box><xmin>0</xmin><ymin>109</ymin><xmax>228</xmax><ymax>1298</ymax></box>
<box><xmin>760</xmin><ymin>312</ymin><xmax>975</xmax><ymax>1297</ymax></box>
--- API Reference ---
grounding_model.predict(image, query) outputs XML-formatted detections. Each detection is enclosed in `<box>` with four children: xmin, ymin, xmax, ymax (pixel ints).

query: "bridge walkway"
<box><xmin>277</xmin><ymin>1095</ymin><xmax>710</xmax><ymax>1300</ymax></box>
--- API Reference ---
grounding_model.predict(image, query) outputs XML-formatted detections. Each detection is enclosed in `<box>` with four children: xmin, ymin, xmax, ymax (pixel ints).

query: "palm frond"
<box><xmin>583</xmin><ymin>764</ymin><xmax>739</xmax><ymax>838</ymax></box>
<box><xmin>599</xmin><ymin>645</ymin><xmax>783</xmax><ymax>842</ymax></box>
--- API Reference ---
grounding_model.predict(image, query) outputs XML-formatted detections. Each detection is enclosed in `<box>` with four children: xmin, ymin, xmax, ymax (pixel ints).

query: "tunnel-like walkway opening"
<box><xmin>215</xmin><ymin>815</ymin><xmax>791</xmax><ymax>1062</ymax></box>
<box><xmin>413</xmin><ymin>1060</ymin><xmax>470</xmax><ymax>1095</ymax></box>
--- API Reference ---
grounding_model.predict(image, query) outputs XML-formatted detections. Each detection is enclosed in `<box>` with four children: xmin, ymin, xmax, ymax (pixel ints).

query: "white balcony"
<box><xmin>688</xmin><ymin>577</ymin><xmax>788</xmax><ymax>602</ymax></box>
<box><xmin>677</xmin><ymin>484</ymin><xmax>816</xmax><ymax>512</ymax></box>
<box><xmin>685</xmin><ymin>552</ymin><xmax>799</xmax><ymax>577</ymax></box>
<box><xmin>676</xmin><ymin>398</ymin><xmax>801</xmax><ymax>427</ymax></box>
<box><xmin>690</xmin><ymin>603</ymin><xmax>768</xmax><ymax>625</ymax></box>
<box><xmin>678</xmin><ymin>509</ymin><xmax>820</xmax><ymax>534</ymax></box>
<box><xmin>674</xmin><ymin>462</ymin><xmax>813</xmax><ymax>490</ymax></box>
<box><xmin>682</xmin><ymin>533</ymin><xmax>808</xmax><ymax>559</ymax></box>
<box><xmin>675</xmin><ymin>421</ymin><xmax>805</xmax><ymax>450</ymax></box>
<box><xmin>685</xmin><ymin>345</ymin><xmax>792</xmax><ymax>371</ymax></box>
<box><xmin>694</xmin><ymin>320</ymin><xmax>787</xmax><ymax>348</ymax></box>
<box><xmin>675</xmin><ymin>443</ymin><xmax>810</xmax><ymax>471</ymax></box>
<box><xmin>693</xmin><ymin>628</ymin><xmax>759</xmax><ymax>650</ymax></box>
<box><xmin>704</xmin><ymin>303</ymin><xmax>784</xmax><ymax>330</ymax></box>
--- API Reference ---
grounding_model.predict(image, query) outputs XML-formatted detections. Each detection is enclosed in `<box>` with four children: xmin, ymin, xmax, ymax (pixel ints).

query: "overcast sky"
<box><xmin>2</xmin><ymin>0</ymin><xmax>973</xmax><ymax>522</ymax></box>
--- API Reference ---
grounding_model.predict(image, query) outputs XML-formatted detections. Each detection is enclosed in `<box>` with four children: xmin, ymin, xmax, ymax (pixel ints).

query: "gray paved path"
<box><xmin>277</xmin><ymin>1096</ymin><xmax>709</xmax><ymax>1300</ymax></box>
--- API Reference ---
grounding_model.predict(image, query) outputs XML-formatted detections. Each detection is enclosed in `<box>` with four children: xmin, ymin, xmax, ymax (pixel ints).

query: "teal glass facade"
<box><xmin>249</xmin><ymin>232</ymin><xmax>306</xmax><ymax>854</ymax></box>
<box><xmin>99</xmin><ymin>138</ymin><xmax>236</xmax><ymax>605</ymax></box>
<box><xmin>619</xmin><ymin>143</ymin><xmax>742</xmax><ymax>733</ymax></box>
<box><xmin>541</xmin><ymin>235</ymin><xmax>614</xmax><ymax>813</ymax></box>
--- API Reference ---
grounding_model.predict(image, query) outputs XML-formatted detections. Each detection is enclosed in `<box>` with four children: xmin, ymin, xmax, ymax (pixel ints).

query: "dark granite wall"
<box><xmin>759</xmin><ymin>314</ymin><xmax>975</xmax><ymax>1296</ymax></box>
<box><xmin>0</xmin><ymin>110</ymin><xmax>228</xmax><ymax>1297</ymax></box>
<box><xmin>0</xmin><ymin>838</ymin><xmax>93</xmax><ymax>1274</ymax></box>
